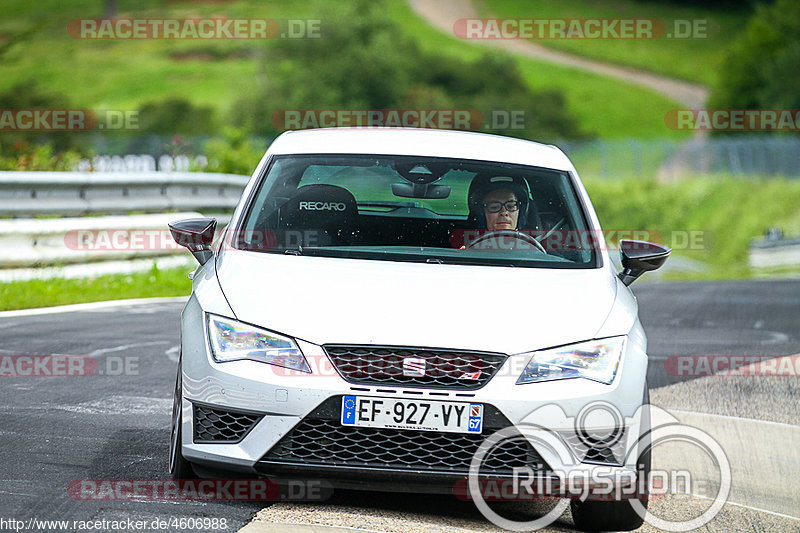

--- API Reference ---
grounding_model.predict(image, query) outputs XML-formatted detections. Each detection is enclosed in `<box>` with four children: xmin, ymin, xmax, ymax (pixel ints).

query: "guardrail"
<box><xmin>749</xmin><ymin>237</ymin><xmax>800</xmax><ymax>269</ymax></box>
<box><xmin>0</xmin><ymin>171</ymin><xmax>250</xmax><ymax>217</ymax></box>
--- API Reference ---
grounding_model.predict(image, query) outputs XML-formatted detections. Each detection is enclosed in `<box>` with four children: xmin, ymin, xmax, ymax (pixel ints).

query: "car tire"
<box><xmin>570</xmin><ymin>385</ymin><xmax>651</xmax><ymax>532</ymax></box>
<box><xmin>169</xmin><ymin>362</ymin><xmax>197</xmax><ymax>479</ymax></box>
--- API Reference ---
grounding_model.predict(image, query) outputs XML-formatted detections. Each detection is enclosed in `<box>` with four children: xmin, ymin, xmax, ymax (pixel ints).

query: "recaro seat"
<box><xmin>277</xmin><ymin>184</ymin><xmax>359</xmax><ymax>246</ymax></box>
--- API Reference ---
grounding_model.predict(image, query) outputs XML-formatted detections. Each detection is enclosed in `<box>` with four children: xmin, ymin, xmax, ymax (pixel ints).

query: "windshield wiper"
<box><xmin>284</xmin><ymin>246</ymin><xmax>303</xmax><ymax>256</ymax></box>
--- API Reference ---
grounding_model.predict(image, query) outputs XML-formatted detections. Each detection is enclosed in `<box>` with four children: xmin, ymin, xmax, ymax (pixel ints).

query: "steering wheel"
<box><xmin>465</xmin><ymin>230</ymin><xmax>547</xmax><ymax>253</ymax></box>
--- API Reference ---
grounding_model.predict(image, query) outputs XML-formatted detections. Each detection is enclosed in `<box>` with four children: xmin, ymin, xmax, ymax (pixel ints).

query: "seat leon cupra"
<box><xmin>168</xmin><ymin>127</ymin><xmax>669</xmax><ymax>531</ymax></box>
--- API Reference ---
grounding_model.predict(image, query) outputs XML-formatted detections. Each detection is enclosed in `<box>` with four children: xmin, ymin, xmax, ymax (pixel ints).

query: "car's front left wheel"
<box><xmin>169</xmin><ymin>362</ymin><xmax>197</xmax><ymax>479</ymax></box>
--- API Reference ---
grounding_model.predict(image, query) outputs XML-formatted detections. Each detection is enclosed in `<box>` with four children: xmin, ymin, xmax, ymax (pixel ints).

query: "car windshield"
<box><xmin>235</xmin><ymin>154</ymin><xmax>598</xmax><ymax>268</ymax></box>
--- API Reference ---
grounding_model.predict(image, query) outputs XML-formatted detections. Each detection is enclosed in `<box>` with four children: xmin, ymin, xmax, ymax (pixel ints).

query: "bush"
<box><xmin>709</xmin><ymin>0</ymin><xmax>800</xmax><ymax>111</ymax></box>
<box><xmin>0</xmin><ymin>81</ymin><xmax>82</xmax><ymax>155</ymax></box>
<box><xmin>0</xmin><ymin>142</ymin><xmax>82</xmax><ymax>171</ymax></box>
<box><xmin>203</xmin><ymin>127</ymin><xmax>265</xmax><ymax>175</ymax></box>
<box><xmin>136</xmin><ymin>97</ymin><xmax>217</xmax><ymax>135</ymax></box>
<box><xmin>233</xmin><ymin>0</ymin><xmax>588</xmax><ymax>142</ymax></box>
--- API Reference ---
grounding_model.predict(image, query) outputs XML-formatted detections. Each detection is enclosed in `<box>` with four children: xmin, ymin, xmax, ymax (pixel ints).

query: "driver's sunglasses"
<box><xmin>483</xmin><ymin>200</ymin><xmax>521</xmax><ymax>213</ymax></box>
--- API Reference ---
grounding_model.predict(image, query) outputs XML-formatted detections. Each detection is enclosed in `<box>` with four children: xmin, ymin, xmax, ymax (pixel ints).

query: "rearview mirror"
<box><xmin>391</xmin><ymin>182</ymin><xmax>451</xmax><ymax>199</ymax></box>
<box><xmin>168</xmin><ymin>218</ymin><xmax>217</xmax><ymax>265</ymax></box>
<box><xmin>618</xmin><ymin>239</ymin><xmax>671</xmax><ymax>286</ymax></box>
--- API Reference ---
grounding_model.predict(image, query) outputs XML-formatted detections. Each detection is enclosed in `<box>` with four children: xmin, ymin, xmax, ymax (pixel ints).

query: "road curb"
<box><xmin>239</xmin><ymin>522</ymin><xmax>386</xmax><ymax>533</ymax></box>
<box><xmin>0</xmin><ymin>296</ymin><xmax>188</xmax><ymax>317</ymax></box>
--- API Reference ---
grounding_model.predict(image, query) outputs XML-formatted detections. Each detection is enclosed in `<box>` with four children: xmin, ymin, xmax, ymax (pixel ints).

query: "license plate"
<box><xmin>341</xmin><ymin>396</ymin><xmax>483</xmax><ymax>434</ymax></box>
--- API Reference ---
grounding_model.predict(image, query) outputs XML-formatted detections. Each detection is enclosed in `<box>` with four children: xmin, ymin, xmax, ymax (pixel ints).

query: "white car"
<box><xmin>169</xmin><ymin>128</ymin><xmax>669</xmax><ymax>531</ymax></box>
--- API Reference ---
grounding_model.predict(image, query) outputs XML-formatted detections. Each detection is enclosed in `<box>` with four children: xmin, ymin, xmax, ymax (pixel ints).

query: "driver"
<box><xmin>481</xmin><ymin>188</ymin><xmax>521</xmax><ymax>231</ymax></box>
<box><xmin>467</xmin><ymin>175</ymin><xmax>529</xmax><ymax>231</ymax></box>
<box><xmin>460</xmin><ymin>176</ymin><xmax>532</xmax><ymax>249</ymax></box>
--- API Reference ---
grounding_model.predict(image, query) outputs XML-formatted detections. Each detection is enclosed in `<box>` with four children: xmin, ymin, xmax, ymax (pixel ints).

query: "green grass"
<box><xmin>0</xmin><ymin>0</ymin><xmax>691</xmax><ymax>139</ymax></box>
<box><xmin>478</xmin><ymin>0</ymin><xmax>751</xmax><ymax>86</ymax></box>
<box><xmin>0</xmin><ymin>0</ymin><xmax>317</xmax><ymax>111</ymax></box>
<box><xmin>0</xmin><ymin>265</ymin><xmax>192</xmax><ymax>311</ymax></box>
<box><xmin>584</xmin><ymin>176</ymin><xmax>800</xmax><ymax>278</ymax></box>
<box><xmin>389</xmin><ymin>2</ymin><xmax>689</xmax><ymax>139</ymax></box>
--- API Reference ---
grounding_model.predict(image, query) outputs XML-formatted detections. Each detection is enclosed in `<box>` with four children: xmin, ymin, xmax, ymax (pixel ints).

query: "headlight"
<box><xmin>516</xmin><ymin>337</ymin><xmax>625</xmax><ymax>385</ymax></box>
<box><xmin>207</xmin><ymin>314</ymin><xmax>311</xmax><ymax>373</ymax></box>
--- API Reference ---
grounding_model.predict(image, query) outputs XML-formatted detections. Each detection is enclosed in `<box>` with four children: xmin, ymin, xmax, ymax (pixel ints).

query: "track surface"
<box><xmin>0</xmin><ymin>280</ymin><xmax>798</xmax><ymax>532</ymax></box>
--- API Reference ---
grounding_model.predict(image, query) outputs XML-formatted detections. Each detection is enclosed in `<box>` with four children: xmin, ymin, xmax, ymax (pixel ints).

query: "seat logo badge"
<box><xmin>402</xmin><ymin>357</ymin><xmax>426</xmax><ymax>377</ymax></box>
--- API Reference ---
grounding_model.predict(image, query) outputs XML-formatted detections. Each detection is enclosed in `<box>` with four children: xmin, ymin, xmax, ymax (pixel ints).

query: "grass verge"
<box><xmin>478</xmin><ymin>0</ymin><xmax>751</xmax><ymax>86</ymax></box>
<box><xmin>0</xmin><ymin>265</ymin><xmax>191</xmax><ymax>312</ymax></box>
<box><xmin>391</xmin><ymin>1</ymin><xmax>688</xmax><ymax>139</ymax></box>
<box><xmin>1</xmin><ymin>0</ymin><xmax>689</xmax><ymax>139</ymax></box>
<box><xmin>585</xmin><ymin>176</ymin><xmax>800</xmax><ymax>279</ymax></box>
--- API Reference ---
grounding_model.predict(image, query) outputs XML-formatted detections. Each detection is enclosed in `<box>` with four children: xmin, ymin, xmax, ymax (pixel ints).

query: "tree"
<box><xmin>709</xmin><ymin>0</ymin><xmax>800</xmax><ymax>110</ymax></box>
<box><xmin>233</xmin><ymin>0</ymin><xmax>589</xmax><ymax>141</ymax></box>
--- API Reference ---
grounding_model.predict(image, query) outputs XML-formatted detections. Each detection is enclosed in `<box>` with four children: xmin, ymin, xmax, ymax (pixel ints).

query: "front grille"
<box><xmin>323</xmin><ymin>345</ymin><xmax>507</xmax><ymax>390</ymax></box>
<box><xmin>260</xmin><ymin>397</ymin><xmax>549</xmax><ymax>475</ymax></box>
<box><xmin>193</xmin><ymin>404</ymin><xmax>263</xmax><ymax>443</ymax></box>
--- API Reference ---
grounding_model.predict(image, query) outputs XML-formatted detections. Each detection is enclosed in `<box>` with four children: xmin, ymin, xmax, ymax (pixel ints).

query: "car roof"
<box><xmin>267</xmin><ymin>128</ymin><xmax>573</xmax><ymax>171</ymax></box>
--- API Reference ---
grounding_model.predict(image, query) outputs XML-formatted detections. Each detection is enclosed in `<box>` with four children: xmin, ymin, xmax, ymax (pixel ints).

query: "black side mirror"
<box><xmin>169</xmin><ymin>218</ymin><xmax>217</xmax><ymax>265</ymax></box>
<box><xmin>618</xmin><ymin>239</ymin><xmax>671</xmax><ymax>286</ymax></box>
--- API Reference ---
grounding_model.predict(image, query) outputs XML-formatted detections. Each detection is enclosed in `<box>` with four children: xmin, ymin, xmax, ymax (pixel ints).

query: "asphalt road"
<box><xmin>0</xmin><ymin>280</ymin><xmax>798</xmax><ymax>532</ymax></box>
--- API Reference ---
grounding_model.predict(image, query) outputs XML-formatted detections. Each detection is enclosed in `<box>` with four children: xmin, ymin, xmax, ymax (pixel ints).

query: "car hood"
<box><xmin>215</xmin><ymin>250</ymin><xmax>619</xmax><ymax>355</ymax></box>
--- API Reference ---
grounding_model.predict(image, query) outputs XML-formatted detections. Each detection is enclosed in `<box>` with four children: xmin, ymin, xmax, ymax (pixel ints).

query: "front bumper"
<box><xmin>179</xmin><ymin>294</ymin><xmax>648</xmax><ymax>491</ymax></box>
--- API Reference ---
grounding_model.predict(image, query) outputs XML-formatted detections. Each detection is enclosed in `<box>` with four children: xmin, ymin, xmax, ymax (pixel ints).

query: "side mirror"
<box><xmin>618</xmin><ymin>239</ymin><xmax>671</xmax><ymax>286</ymax></box>
<box><xmin>169</xmin><ymin>218</ymin><xmax>217</xmax><ymax>265</ymax></box>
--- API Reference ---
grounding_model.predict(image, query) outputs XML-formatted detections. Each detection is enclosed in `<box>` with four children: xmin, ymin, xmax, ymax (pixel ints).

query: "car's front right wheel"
<box><xmin>169</xmin><ymin>362</ymin><xmax>197</xmax><ymax>479</ymax></box>
<box><xmin>570</xmin><ymin>385</ymin><xmax>651</xmax><ymax>532</ymax></box>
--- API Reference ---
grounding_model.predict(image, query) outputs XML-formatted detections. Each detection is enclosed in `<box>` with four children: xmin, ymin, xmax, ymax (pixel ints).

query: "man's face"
<box><xmin>483</xmin><ymin>188</ymin><xmax>520</xmax><ymax>231</ymax></box>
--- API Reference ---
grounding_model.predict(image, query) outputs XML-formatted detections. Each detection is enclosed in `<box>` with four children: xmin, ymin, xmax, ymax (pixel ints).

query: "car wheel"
<box><xmin>169</xmin><ymin>361</ymin><xmax>197</xmax><ymax>479</ymax></box>
<box><xmin>570</xmin><ymin>385</ymin><xmax>651</xmax><ymax>532</ymax></box>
